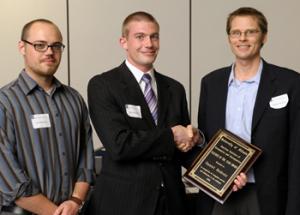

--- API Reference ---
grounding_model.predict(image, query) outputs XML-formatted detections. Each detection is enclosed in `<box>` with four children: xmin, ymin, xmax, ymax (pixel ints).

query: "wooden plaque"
<box><xmin>184</xmin><ymin>129</ymin><xmax>262</xmax><ymax>204</ymax></box>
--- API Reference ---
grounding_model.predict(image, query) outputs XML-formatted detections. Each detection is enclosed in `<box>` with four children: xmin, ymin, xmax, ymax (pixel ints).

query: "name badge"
<box><xmin>269</xmin><ymin>93</ymin><xmax>289</xmax><ymax>109</ymax></box>
<box><xmin>125</xmin><ymin>104</ymin><xmax>142</xmax><ymax>118</ymax></box>
<box><xmin>31</xmin><ymin>114</ymin><xmax>51</xmax><ymax>129</ymax></box>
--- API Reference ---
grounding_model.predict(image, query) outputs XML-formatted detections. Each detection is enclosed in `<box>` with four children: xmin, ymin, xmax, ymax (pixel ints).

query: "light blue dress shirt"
<box><xmin>225</xmin><ymin>60</ymin><xmax>263</xmax><ymax>183</ymax></box>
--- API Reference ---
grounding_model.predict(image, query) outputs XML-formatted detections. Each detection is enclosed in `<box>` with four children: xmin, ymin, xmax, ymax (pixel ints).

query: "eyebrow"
<box><xmin>133</xmin><ymin>32</ymin><xmax>159</xmax><ymax>36</ymax></box>
<box><xmin>231</xmin><ymin>28</ymin><xmax>258</xmax><ymax>31</ymax></box>
<box><xmin>30</xmin><ymin>40</ymin><xmax>63</xmax><ymax>44</ymax></box>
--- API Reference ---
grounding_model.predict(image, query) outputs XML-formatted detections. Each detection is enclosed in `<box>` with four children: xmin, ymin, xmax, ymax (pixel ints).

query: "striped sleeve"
<box><xmin>71</xmin><ymin>90</ymin><xmax>95</xmax><ymax>184</ymax></box>
<box><xmin>0</xmin><ymin>101</ymin><xmax>40</xmax><ymax>205</ymax></box>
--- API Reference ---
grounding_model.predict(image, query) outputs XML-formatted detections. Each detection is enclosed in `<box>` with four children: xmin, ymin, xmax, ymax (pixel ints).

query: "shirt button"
<box><xmin>56</xmin><ymin>113</ymin><xmax>59</xmax><ymax>117</ymax></box>
<box><xmin>59</xmin><ymin>133</ymin><xmax>62</xmax><ymax>136</ymax></box>
<box><xmin>64</xmin><ymin>172</ymin><xmax>68</xmax><ymax>176</ymax></box>
<box><xmin>62</xmin><ymin>152</ymin><xmax>66</xmax><ymax>156</ymax></box>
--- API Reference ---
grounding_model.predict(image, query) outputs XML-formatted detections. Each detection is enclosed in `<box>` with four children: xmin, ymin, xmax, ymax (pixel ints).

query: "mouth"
<box><xmin>237</xmin><ymin>44</ymin><xmax>250</xmax><ymax>48</ymax></box>
<box><xmin>141</xmin><ymin>51</ymin><xmax>157</xmax><ymax>56</ymax></box>
<box><xmin>42</xmin><ymin>58</ymin><xmax>56</xmax><ymax>64</ymax></box>
<box><xmin>236</xmin><ymin>44</ymin><xmax>251</xmax><ymax>52</ymax></box>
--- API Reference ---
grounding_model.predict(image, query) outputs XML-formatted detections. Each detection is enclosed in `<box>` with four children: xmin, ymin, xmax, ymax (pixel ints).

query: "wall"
<box><xmin>0</xmin><ymin>0</ymin><xmax>68</xmax><ymax>84</ymax></box>
<box><xmin>191</xmin><ymin>0</ymin><xmax>300</xmax><ymax>124</ymax></box>
<box><xmin>1</xmin><ymin>0</ymin><xmax>299</xmax><ymax>148</ymax></box>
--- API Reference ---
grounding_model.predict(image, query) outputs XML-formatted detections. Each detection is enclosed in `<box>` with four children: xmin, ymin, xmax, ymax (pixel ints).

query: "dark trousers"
<box><xmin>211</xmin><ymin>184</ymin><xmax>261</xmax><ymax>215</ymax></box>
<box><xmin>0</xmin><ymin>206</ymin><xmax>31</xmax><ymax>215</ymax></box>
<box><xmin>0</xmin><ymin>205</ymin><xmax>86</xmax><ymax>215</ymax></box>
<box><xmin>154</xmin><ymin>187</ymin><xmax>170</xmax><ymax>215</ymax></box>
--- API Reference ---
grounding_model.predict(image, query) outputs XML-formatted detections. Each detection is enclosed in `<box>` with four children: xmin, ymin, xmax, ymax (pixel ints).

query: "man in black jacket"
<box><xmin>195</xmin><ymin>7</ymin><xmax>300</xmax><ymax>215</ymax></box>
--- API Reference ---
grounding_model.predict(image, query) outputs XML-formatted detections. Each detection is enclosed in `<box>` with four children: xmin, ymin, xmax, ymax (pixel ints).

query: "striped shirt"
<box><xmin>0</xmin><ymin>70</ymin><xmax>94</xmax><ymax>206</ymax></box>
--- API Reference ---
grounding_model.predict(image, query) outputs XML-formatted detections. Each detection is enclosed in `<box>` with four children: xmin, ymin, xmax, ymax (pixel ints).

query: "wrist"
<box><xmin>171</xmin><ymin>126</ymin><xmax>179</xmax><ymax>138</ymax></box>
<box><xmin>69</xmin><ymin>196</ymin><xmax>84</xmax><ymax>211</ymax></box>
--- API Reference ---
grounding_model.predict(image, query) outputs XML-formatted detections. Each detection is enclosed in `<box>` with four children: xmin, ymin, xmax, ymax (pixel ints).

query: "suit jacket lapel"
<box><xmin>119</xmin><ymin>63</ymin><xmax>156</xmax><ymax>127</ymax></box>
<box><xmin>155</xmin><ymin>72</ymin><xmax>170</xmax><ymax>127</ymax></box>
<box><xmin>252</xmin><ymin>61</ymin><xmax>276</xmax><ymax>133</ymax></box>
<box><xmin>218</xmin><ymin>68</ymin><xmax>231</xmax><ymax>129</ymax></box>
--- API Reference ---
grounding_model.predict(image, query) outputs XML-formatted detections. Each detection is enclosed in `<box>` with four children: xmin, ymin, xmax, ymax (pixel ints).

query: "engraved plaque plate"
<box><xmin>184</xmin><ymin>129</ymin><xmax>262</xmax><ymax>204</ymax></box>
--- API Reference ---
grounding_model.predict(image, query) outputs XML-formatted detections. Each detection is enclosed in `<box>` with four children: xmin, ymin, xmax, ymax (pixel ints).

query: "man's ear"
<box><xmin>119</xmin><ymin>37</ymin><xmax>128</xmax><ymax>50</ymax></box>
<box><xmin>261</xmin><ymin>33</ymin><xmax>268</xmax><ymax>47</ymax></box>
<box><xmin>18</xmin><ymin>40</ymin><xmax>26</xmax><ymax>55</ymax></box>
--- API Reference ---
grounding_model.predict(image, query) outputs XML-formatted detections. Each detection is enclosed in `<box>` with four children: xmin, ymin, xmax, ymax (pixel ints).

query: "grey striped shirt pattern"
<box><xmin>0</xmin><ymin>70</ymin><xmax>94</xmax><ymax>205</ymax></box>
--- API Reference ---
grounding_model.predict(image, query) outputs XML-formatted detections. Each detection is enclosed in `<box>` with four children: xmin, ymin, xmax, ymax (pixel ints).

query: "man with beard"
<box><xmin>0</xmin><ymin>19</ymin><xmax>94</xmax><ymax>215</ymax></box>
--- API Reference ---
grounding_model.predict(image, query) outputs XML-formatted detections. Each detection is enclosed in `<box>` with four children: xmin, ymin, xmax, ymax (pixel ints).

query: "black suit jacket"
<box><xmin>196</xmin><ymin>60</ymin><xmax>300</xmax><ymax>215</ymax></box>
<box><xmin>86</xmin><ymin>62</ymin><xmax>192</xmax><ymax>215</ymax></box>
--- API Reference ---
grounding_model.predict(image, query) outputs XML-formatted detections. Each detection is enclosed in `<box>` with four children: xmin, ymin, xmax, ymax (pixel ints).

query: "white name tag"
<box><xmin>269</xmin><ymin>93</ymin><xmax>289</xmax><ymax>109</ymax></box>
<box><xmin>125</xmin><ymin>104</ymin><xmax>142</xmax><ymax>118</ymax></box>
<box><xmin>31</xmin><ymin>114</ymin><xmax>51</xmax><ymax>129</ymax></box>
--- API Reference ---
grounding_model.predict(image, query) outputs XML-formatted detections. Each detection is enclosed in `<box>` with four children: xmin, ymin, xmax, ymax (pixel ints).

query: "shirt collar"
<box><xmin>20</xmin><ymin>69</ymin><xmax>62</xmax><ymax>95</ymax></box>
<box><xmin>228</xmin><ymin>59</ymin><xmax>263</xmax><ymax>86</ymax></box>
<box><xmin>125</xmin><ymin>60</ymin><xmax>155</xmax><ymax>83</ymax></box>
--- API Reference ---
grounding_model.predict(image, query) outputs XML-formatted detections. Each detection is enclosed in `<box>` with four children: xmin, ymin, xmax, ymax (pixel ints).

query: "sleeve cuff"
<box><xmin>1</xmin><ymin>179</ymin><xmax>40</xmax><ymax>205</ymax></box>
<box><xmin>197</xmin><ymin>129</ymin><xmax>206</xmax><ymax>148</ymax></box>
<box><xmin>76</xmin><ymin>169</ymin><xmax>95</xmax><ymax>185</ymax></box>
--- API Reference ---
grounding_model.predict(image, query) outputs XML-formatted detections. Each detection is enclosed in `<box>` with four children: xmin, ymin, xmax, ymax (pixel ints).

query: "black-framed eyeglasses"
<box><xmin>22</xmin><ymin>40</ymin><xmax>65</xmax><ymax>52</ymax></box>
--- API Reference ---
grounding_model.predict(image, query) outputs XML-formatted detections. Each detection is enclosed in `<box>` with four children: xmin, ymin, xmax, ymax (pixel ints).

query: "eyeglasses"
<box><xmin>22</xmin><ymin>40</ymin><xmax>65</xmax><ymax>52</ymax></box>
<box><xmin>229</xmin><ymin>29</ymin><xmax>260</xmax><ymax>38</ymax></box>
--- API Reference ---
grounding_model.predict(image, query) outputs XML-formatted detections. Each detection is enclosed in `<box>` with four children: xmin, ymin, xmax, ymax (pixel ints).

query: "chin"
<box><xmin>42</xmin><ymin>69</ymin><xmax>57</xmax><ymax>76</ymax></box>
<box><xmin>146</xmin><ymin>57</ymin><xmax>157</xmax><ymax>64</ymax></box>
<box><xmin>235</xmin><ymin>53</ymin><xmax>252</xmax><ymax>59</ymax></box>
<box><xmin>139</xmin><ymin>59</ymin><xmax>154</xmax><ymax>66</ymax></box>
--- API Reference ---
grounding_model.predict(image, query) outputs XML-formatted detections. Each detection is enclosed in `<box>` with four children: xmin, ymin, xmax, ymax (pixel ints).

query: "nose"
<box><xmin>239</xmin><ymin>32</ymin><xmax>247</xmax><ymax>41</ymax></box>
<box><xmin>45</xmin><ymin>46</ymin><xmax>54</xmax><ymax>55</ymax></box>
<box><xmin>144</xmin><ymin>36</ymin><xmax>153</xmax><ymax>47</ymax></box>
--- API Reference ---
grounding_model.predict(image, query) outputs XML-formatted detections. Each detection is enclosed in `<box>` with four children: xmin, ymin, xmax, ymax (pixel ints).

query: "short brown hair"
<box><xmin>21</xmin><ymin>18</ymin><xmax>62</xmax><ymax>40</ymax></box>
<box><xmin>226</xmin><ymin>7</ymin><xmax>268</xmax><ymax>35</ymax></box>
<box><xmin>122</xmin><ymin>11</ymin><xmax>159</xmax><ymax>37</ymax></box>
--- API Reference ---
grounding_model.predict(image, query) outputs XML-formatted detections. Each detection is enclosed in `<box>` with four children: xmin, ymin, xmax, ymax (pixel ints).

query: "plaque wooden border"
<box><xmin>184</xmin><ymin>129</ymin><xmax>262</xmax><ymax>204</ymax></box>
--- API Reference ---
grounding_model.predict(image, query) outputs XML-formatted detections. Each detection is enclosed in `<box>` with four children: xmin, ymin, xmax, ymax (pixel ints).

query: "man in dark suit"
<box><xmin>86</xmin><ymin>11</ymin><xmax>202</xmax><ymax>215</ymax></box>
<box><xmin>195</xmin><ymin>7</ymin><xmax>300</xmax><ymax>215</ymax></box>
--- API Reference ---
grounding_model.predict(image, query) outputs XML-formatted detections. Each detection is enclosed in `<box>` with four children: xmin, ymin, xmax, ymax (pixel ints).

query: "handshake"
<box><xmin>171</xmin><ymin>125</ymin><xmax>202</xmax><ymax>152</ymax></box>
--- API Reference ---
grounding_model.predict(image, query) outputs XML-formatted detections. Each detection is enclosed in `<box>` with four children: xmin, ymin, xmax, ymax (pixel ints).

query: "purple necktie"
<box><xmin>142</xmin><ymin>74</ymin><xmax>158</xmax><ymax>124</ymax></box>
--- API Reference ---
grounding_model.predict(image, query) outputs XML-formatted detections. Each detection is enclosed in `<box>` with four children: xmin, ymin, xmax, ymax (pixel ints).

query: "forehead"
<box><xmin>126</xmin><ymin>20</ymin><xmax>159</xmax><ymax>35</ymax></box>
<box><xmin>230</xmin><ymin>16</ymin><xmax>259</xmax><ymax>29</ymax></box>
<box><xmin>27</xmin><ymin>22</ymin><xmax>62</xmax><ymax>42</ymax></box>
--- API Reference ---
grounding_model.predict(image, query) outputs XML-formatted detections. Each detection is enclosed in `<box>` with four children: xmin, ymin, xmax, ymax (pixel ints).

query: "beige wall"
<box><xmin>1</xmin><ymin>1</ymin><xmax>299</xmax><ymax>148</ymax></box>
<box><xmin>191</xmin><ymin>0</ymin><xmax>300</xmax><ymax>125</ymax></box>
<box><xmin>0</xmin><ymin>0</ymin><xmax>68</xmax><ymax>84</ymax></box>
<box><xmin>68</xmin><ymin>0</ymin><xmax>190</xmax><ymax>101</ymax></box>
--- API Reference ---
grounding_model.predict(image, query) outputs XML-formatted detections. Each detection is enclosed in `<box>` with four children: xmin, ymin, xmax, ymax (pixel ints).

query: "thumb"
<box><xmin>53</xmin><ymin>207</ymin><xmax>63</xmax><ymax>215</ymax></box>
<box><xmin>186</xmin><ymin>125</ymin><xmax>193</xmax><ymax>138</ymax></box>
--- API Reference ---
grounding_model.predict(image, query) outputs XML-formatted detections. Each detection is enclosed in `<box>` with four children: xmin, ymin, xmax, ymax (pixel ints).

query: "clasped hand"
<box><xmin>171</xmin><ymin>125</ymin><xmax>201</xmax><ymax>152</ymax></box>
